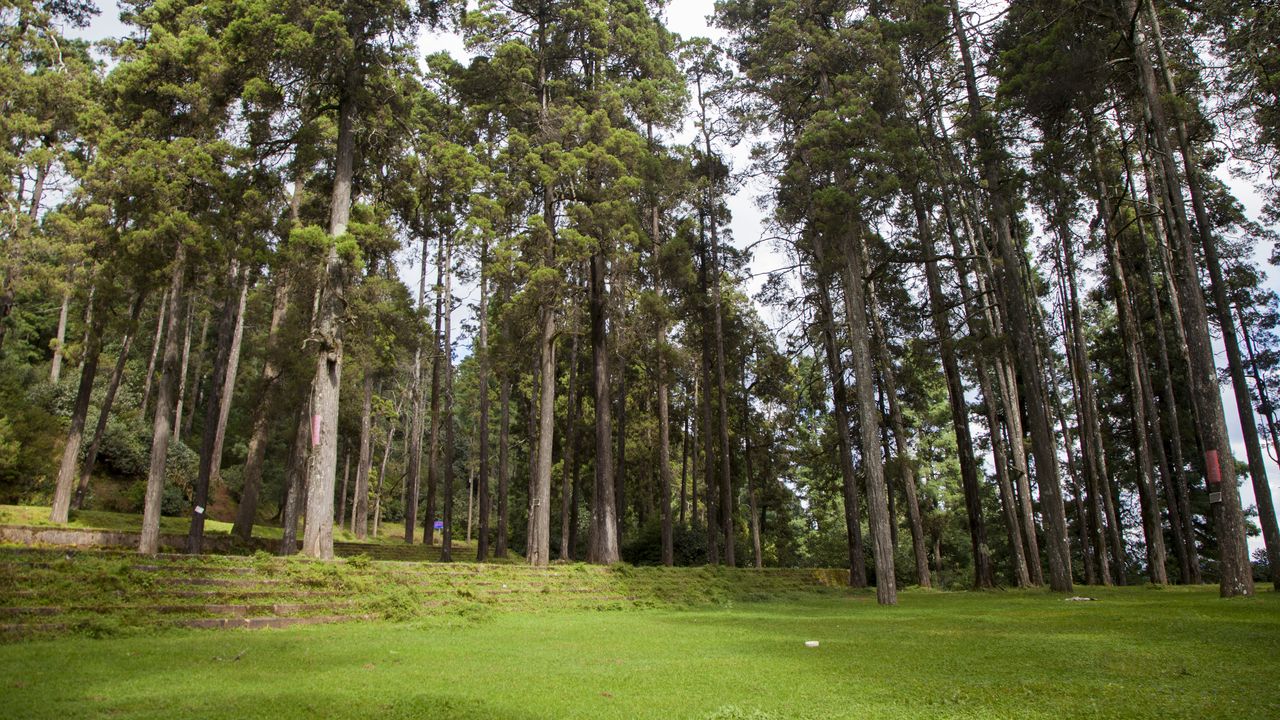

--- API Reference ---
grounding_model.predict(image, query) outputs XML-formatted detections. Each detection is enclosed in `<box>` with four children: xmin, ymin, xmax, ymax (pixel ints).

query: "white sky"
<box><xmin>77</xmin><ymin>1</ymin><xmax>1279</xmax><ymax>553</ymax></box>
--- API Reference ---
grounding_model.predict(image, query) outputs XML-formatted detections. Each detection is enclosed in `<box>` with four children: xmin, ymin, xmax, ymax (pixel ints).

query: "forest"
<box><xmin>3</xmin><ymin>0</ymin><xmax>1280</xmax><ymax>612</ymax></box>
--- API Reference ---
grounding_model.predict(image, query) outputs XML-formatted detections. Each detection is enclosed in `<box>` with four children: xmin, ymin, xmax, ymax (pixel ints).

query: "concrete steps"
<box><xmin>0</xmin><ymin>547</ymin><xmax>851</xmax><ymax>639</ymax></box>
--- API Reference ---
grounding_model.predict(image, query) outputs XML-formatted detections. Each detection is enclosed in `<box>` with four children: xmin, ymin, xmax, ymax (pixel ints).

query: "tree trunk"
<box><xmin>1094</xmin><ymin>149</ymin><xmax>1169</xmax><ymax>583</ymax></box>
<box><xmin>561</xmin><ymin>326</ymin><xmax>580</xmax><ymax>561</ymax></box>
<box><xmin>916</xmin><ymin>190</ymin><xmax>995</xmax><ymax>589</ymax></box>
<box><xmin>371</xmin><ymin>413</ymin><xmax>398</xmax><ymax>539</ymax></box>
<box><xmin>588</xmin><ymin>250</ymin><xmax>619</xmax><ymax>564</ymax></box>
<box><xmin>1115</xmin><ymin>0</ymin><xmax>1251</xmax><ymax>595</ymax></box>
<box><xmin>353</xmin><ymin>373</ymin><xmax>374</xmax><ymax>538</ymax></box>
<box><xmin>140</xmin><ymin>288</ymin><xmax>169</xmax><ymax>418</ymax></box>
<box><xmin>139</xmin><ymin>245</ymin><xmax>187</xmax><ymax>554</ymax></box>
<box><xmin>813</xmin><ymin>268</ymin><xmax>867</xmax><ymax>587</ymax></box>
<box><xmin>278</xmin><ymin>403</ymin><xmax>310</xmax><ymax>556</ymax></box>
<box><xmin>409</xmin><ymin>232</ymin><xmax>436</xmax><ymax>545</ymax></box>
<box><xmin>49</xmin><ymin>289</ymin><xmax>70</xmax><ymax>383</ymax></box>
<box><xmin>188</xmin><ymin>264</ymin><xmax>247</xmax><ymax>554</ymax></box>
<box><xmin>231</xmin><ymin>276</ymin><xmax>291</xmax><ymax>542</ymax></box>
<box><xmin>872</xmin><ymin>310</ymin><xmax>933</xmax><ymax>587</ymax></box>
<box><xmin>171</xmin><ymin>304</ymin><xmax>194</xmax><ymax>446</ymax></box>
<box><xmin>423</xmin><ymin>233</ymin><xmax>447</xmax><ymax>546</ymax></box>
<box><xmin>476</xmin><ymin>238</ymin><xmax>492</xmax><ymax>562</ymax></box>
<box><xmin>50</xmin><ymin>297</ymin><xmax>107</xmax><ymax>523</ymax></box>
<box><xmin>951</xmin><ymin>0</ymin><xmax>1072</xmax><ymax>590</ymax></box>
<box><xmin>495</xmin><ymin>378</ymin><xmax>511</xmax><ymax>558</ymax></box>
<box><xmin>338</xmin><ymin>450</ymin><xmax>350</xmax><ymax>528</ymax></box>
<box><xmin>837</xmin><ymin>223</ymin><xmax>897</xmax><ymax>604</ymax></box>
<box><xmin>440</xmin><ymin>236</ymin><xmax>456</xmax><ymax>563</ymax></box>
<box><xmin>74</xmin><ymin>300</ymin><xmax>144</xmax><ymax>510</ymax></box>
<box><xmin>300</xmin><ymin>68</ymin><xmax>359</xmax><ymax>561</ymax></box>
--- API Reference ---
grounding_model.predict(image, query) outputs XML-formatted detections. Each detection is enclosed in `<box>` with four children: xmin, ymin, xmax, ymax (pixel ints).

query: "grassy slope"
<box><xmin>0</xmin><ymin>504</ymin><xmax>446</xmax><ymax>546</ymax></box>
<box><xmin>2</xmin><ymin>585</ymin><xmax>1277</xmax><ymax>720</ymax></box>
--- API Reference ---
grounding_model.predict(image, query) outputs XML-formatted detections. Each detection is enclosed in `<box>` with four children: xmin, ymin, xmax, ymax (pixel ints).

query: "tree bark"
<box><xmin>476</xmin><ymin>238</ymin><xmax>492</xmax><ymax>562</ymax></box>
<box><xmin>813</xmin><ymin>266</ymin><xmax>867</xmax><ymax>587</ymax></box>
<box><xmin>74</xmin><ymin>300</ymin><xmax>144</xmax><ymax>510</ymax></box>
<box><xmin>300</xmin><ymin>67</ymin><xmax>358</xmax><ymax>561</ymax></box>
<box><xmin>49</xmin><ymin>289</ymin><xmax>70</xmax><ymax>383</ymax></box>
<box><xmin>916</xmin><ymin>190</ymin><xmax>995</xmax><ymax>588</ymax></box>
<box><xmin>951</xmin><ymin>0</ymin><xmax>1072</xmax><ymax>590</ymax></box>
<box><xmin>171</xmin><ymin>304</ymin><xmax>194</xmax><ymax>446</ymax></box>
<box><xmin>139</xmin><ymin>245</ymin><xmax>187</xmax><ymax>555</ymax></box>
<box><xmin>495</xmin><ymin>378</ymin><xmax>511</xmax><ymax>558</ymax></box>
<box><xmin>1116</xmin><ymin>0</ymin><xmax>1251</xmax><ymax>595</ymax></box>
<box><xmin>188</xmin><ymin>263</ymin><xmax>247</xmax><ymax>554</ymax></box>
<box><xmin>588</xmin><ymin>250</ymin><xmax>619</xmax><ymax>564</ymax></box>
<box><xmin>50</xmin><ymin>296</ymin><xmax>107</xmax><ymax>523</ymax></box>
<box><xmin>140</xmin><ymin>289</ymin><xmax>169</xmax><ymax>419</ymax></box>
<box><xmin>278</xmin><ymin>403</ymin><xmax>310</xmax><ymax>556</ymax></box>
<box><xmin>338</xmin><ymin>450</ymin><xmax>350</xmax><ymax>529</ymax></box>
<box><xmin>440</xmin><ymin>236</ymin><xmax>456</xmax><ymax>563</ymax></box>
<box><xmin>407</xmin><ymin>230</ymin><xmax>432</xmax><ymax>543</ymax></box>
<box><xmin>353</xmin><ymin>372</ymin><xmax>374</xmax><ymax>538</ymax></box>
<box><xmin>560</xmin><ymin>325</ymin><xmax>580</xmax><ymax>561</ymax></box>
<box><xmin>231</xmin><ymin>276</ymin><xmax>291</xmax><ymax>542</ymax></box>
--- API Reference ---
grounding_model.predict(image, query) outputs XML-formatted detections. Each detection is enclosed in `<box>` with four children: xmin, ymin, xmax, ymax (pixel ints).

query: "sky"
<box><xmin>74</xmin><ymin>1</ymin><xmax>1279</xmax><ymax>553</ymax></box>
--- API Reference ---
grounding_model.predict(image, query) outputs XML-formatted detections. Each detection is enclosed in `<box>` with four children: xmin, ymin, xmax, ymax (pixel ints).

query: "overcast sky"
<box><xmin>75</xmin><ymin>1</ymin><xmax>1279</xmax><ymax>552</ymax></box>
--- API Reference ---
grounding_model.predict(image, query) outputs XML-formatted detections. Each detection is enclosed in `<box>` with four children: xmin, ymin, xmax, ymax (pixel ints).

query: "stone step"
<box><xmin>174</xmin><ymin>614</ymin><xmax>376</xmax><ymax>630</ymax></box>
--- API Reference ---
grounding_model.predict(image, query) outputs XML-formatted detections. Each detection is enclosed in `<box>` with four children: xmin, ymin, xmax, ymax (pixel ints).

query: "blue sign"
<box><xmin>433</xmin><ymin>520</ymin><xmax>444</xmax><ymax>530</ymax></box>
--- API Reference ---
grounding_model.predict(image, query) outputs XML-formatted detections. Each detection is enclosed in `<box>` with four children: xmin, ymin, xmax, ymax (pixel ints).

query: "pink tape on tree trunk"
<box><xmin>1205</xmin><ymin>449</ymin><xmax>1221</xmax><ymax>486</ymax></box>
<box><xmin>311</xmin><ymin>414</ymin><xmax>322</xmax><ymax>447</ymax></box>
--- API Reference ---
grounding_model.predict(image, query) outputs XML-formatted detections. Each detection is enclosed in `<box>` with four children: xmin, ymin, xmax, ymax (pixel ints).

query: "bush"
<box><xmin>621</xmin><ymin>520</ymin><xmax>708</xmax><ymax>566</ymax></box>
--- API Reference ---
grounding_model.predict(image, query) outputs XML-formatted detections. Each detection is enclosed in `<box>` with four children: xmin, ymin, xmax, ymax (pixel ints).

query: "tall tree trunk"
<box><xmin>278</xmin><ymin>403</ymin><xmax>310</xmax><ymax>556</ymax></box>
<box><xmin>407</xmin><ymin>232</ymin><xmax>433</xmax><ymax>545</ymax></box>
<box><xmin>338</xmin><ymin>450</ymin><xmax>350</xmax><ymax>528</ymax></box>
<box><xmin>1124</xmin><ymin>144</ymin><xmax>1199</xmax><ymax>584</ymax></box>
<box><xmin>231</xmin><ymin>276</ymin><xmax>291</xmax><ymax>542</ymax></box>
<box><xmin>440</xmin><ymin>236</ymin><xmax>456</xmax><ymax>563</ymax></box>
<box><xmin>423</xmin><ymin>233</ymin><xmax>448</xmax><ymax>546</ymax></box>
<box><xmin>353</xmin><ymin>373</ymin><xmax>374</xmax><ymax>539</ymax></box>
<box><xmin>495</xmin><ymin>378</ymin><xmax>511</xmax><ymax>558</ymax></box>
<box><xmin>1093</xmin><ymin>139</ymin><xmax>1169</xmax><ymax>583</ymax></box>
<box><xmin>370</xmin><ymin>412</ymin><xmax>398</xmax><ymax>539</ymax></box>
<box><xmin>171</xmin><ymin>304</ymin><xmax>194</xmax><ymax>446</ymax></box>
<box><xmin>680</xmin><ymin>382</ymin><xmax>691</xmax><ymax>528</ymax></box>
<box><xmin>560</xmin><ymin>326</ymin><xmax>580</xmax><ymax>561</ymax></box>
<box><xmin>188</xmin><ymin>264</ymin><xmax>247</xmax><ymax>554</ymax></box>
<box><xmin>1151</xmin><ymin>4</ymin><xmax>1280</xmax><ymax>584</ymax></box>
<box><xmin>814</xmin><ymin>267</ymin><xmax>868</xmax><ymax>587</ymax></box>
<box><xmin>476</xmin><ymin>238</ymin><xmax>492</xmax><ymax>562</ymax></box>
<box><xmin>140</xmin><ymin>288</ymin><xmax>169</xmax><ymax>418</ymax></box>
<box><xmin>588</xmin><ymin>249</ymin><xmax>618</xmax><ymax>564</ymax></box>
<box><xmin>139</xmin><ymin>245</ymin><xmax>187</xmax><ymax>555</ymax></box>
<box><xmin>50</xmin><ymin>296</ymin><xmax>108</xmax><ymax>523</ymax></box>
<box><xmin>74</xmin><ymin>302</ymin><xmax>144</xmax><ymax>510</ymax></box>
<box><xmin>915</xmin><ymin>190</ymin><xmax>995</xmax><ymax>589</ymax></box>
<box><xmin>49</xmin><ymin>289</ymin><xmax>70</xmax><ymax>383</ymax></box>
<box><xmin>1055</xmin><ymin>223</ymin><xmax>1115</xmax><ymax>585</ymax></box>
<box><xmin>1116</xmin><ymin>0</ymin><xmax>1252</xmax><ymax>595</ymax></box>
<box><xmin>951</xmin><ymin>0</ymin><xmax>1072</xmax><ymax>590</ymax></box>
<box><xmin>870</xmin><ymin>297</ymin><xmax>932</xmax><ymax>588</ymax></box>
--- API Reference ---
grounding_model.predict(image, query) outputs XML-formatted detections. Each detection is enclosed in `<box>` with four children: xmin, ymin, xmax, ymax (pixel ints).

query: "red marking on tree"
<box><xmin>1205</xmin><ymin>449</ymin><xmax>1221</xmax><ymax>486</ymax></box>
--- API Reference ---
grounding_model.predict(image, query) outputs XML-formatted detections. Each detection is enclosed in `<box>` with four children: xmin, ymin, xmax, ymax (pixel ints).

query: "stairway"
<box><xmin>0</xmin><ymin>547</ymin><xmax>853</xmax><ymax>640</ymax></box>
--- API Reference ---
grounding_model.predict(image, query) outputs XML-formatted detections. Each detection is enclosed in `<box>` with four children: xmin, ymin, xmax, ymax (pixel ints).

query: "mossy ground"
<box><xmin>2</xmin><ymin>583</ymin><xmax>1277</xmax><ymax>719</ymax></box>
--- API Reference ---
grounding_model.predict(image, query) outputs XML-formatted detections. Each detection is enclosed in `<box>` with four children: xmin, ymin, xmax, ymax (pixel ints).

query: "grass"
<box><xmin>0</xmin><ymin>504</ymin><xmax>471</xmax><ymax>548</ymax></box>
<box><xmin>2</xmin><ymin>584</ymin><xmax>1277</xmax><ymax>719</ymax></box>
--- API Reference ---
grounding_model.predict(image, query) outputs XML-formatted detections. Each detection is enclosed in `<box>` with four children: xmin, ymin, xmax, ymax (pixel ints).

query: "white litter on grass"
<box><xmin>1065</xmin><ymin>596</ymin><xmax>1097</xmax><ymax>602</ymax></box>
<box><xmin>804</xmin><ymin>641</ymin><xmax>820</xmax><ymax>648</ymax></box>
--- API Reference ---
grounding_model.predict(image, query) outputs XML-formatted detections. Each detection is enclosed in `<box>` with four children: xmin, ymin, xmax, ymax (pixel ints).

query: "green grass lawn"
<box><xmin>2</xmin><ymin>585</ymin><xmax>1277</xmax><ymax>719</ymax></box>
<box><xmin>0</xmin><ymin>504</ymin><xmax>466</xmax><ymax>548</ymax></box>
